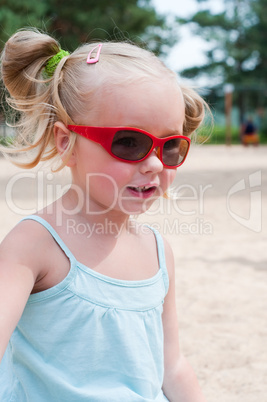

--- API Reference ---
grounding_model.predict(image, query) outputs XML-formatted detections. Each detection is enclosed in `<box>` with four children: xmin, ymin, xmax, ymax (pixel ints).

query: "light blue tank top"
<box><xmin>0</xmin><ymin>215</ymin><xmax>169</xmax><ymax>401</ymax></box>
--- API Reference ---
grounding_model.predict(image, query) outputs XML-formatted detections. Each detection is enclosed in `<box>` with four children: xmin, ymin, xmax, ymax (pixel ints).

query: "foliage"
<box><xmin>0</xmin><ymin>0</ymin><xmax>177</xmax><ymax>55</ymax></box>
<box><xmin>0</xmin><ymin>0</ymin><xmax>46</xmax><ymax>39</ymax></box>
<box><xmin>178</xmin><ymin>0</ymin><xmax>267</xmax><ymax>123</ymax></box>
<box><xmin>197</xmin><ymin>125</ymin><xmax>240</xmax><ymax>144</ymax></box>
<box><xmin>197</xmin><ymin>125</ymin><xmax>267</xmax><ymax>145</ymax></box>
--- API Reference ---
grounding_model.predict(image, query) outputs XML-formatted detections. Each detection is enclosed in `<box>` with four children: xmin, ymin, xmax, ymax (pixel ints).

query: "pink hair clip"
<box><xmin>87</xmin><ymin>44</ymin><xmax>103</xmax><ymax>64</ymax></box>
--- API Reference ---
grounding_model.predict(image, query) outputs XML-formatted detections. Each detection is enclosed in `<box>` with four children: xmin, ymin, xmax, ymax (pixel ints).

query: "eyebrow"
<box><xmin>162</xmin><ymin>129</ymin><xmax>183</xmax><ymax>138</ymax></box>
<box><xmin>127</xmin><ymin>126</ymin><xmax>184</xmax><ymax>137</ymax></box>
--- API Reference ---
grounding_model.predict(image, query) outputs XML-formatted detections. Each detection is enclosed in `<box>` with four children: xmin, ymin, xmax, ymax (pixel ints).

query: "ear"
<box><xmin>54</xmin><ymin>122</ymin><xmax>76</xmax><ymax>167</ymax></box>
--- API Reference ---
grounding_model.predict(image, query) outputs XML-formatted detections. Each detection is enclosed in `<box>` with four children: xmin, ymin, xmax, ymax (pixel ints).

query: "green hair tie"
<box><xmin>43</xmin><ymin>49</ymin><xmax>70</xmax><ymax>78</ymax></box>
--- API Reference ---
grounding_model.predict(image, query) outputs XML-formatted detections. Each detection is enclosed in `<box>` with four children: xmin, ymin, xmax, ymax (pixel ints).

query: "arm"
<box><xmin>0</xmin><ymin>222</ymin><xmax>44</xmax><ymax>362</ymax></box>
<box><xmin>162</xmin><ymin>239</ymin><xmax>206</xmax><ymax>402</ymax></box>
<box><xmin>0</xmin><ymin>261</ymin><xmax>35</xmax><ymax>361</ymax></box>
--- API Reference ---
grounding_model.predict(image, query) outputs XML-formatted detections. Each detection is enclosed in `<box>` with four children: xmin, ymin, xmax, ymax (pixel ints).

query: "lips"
<box><xmin>127</xmin><ymin>185</ymin><xmax>158</xmax><ymax>198</ymax></box>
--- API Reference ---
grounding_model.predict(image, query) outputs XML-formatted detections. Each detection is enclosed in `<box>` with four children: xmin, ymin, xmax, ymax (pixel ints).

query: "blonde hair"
<box><xmin>0</xmin><ymin>28</ymin><xmax>208</xmax><ymax>170</ymax></box>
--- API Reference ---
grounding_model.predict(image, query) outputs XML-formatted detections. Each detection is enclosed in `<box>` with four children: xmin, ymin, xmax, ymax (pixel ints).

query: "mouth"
<box><xmin>127</xmin><ymin>185</ymin><xmax>158</xmax><ymax>199</ymax></box>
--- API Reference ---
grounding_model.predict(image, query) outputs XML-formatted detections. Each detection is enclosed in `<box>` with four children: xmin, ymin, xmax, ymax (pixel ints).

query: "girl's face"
<box><xmin>71</xmin><ymin>79</ymin><xmax>186</xmax><ymax>217</ymax></box>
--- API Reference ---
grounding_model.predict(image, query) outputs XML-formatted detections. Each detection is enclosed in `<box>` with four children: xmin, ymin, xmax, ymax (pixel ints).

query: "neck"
<box><xmin>57</xmin><ymin>187</ymin><xmax>133</xmax><ymax>238</ymax></box>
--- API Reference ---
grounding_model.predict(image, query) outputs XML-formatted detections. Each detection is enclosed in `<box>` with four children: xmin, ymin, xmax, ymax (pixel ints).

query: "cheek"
<box><xmin>88</xmin><ymin>162</ymin><xmax>135</xmax><ymax>198</ymax></box>
<box><xmin>88</xmin><ymin>174</ymin><xmax>118</xmax><ymax>203</ymax></box>
<box><xmin>163</xmin><ymin>169</ymin><xmax>177</xmax><ymax>189</ymax></box>
<box><xmin>104</xmin><ymin>163</ymin><xmax>135</xmax><ymax>185</ymax></box>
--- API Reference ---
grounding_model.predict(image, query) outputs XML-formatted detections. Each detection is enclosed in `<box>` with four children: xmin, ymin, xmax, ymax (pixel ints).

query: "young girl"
<box><xmin>0</xmin><ymin>29</ymin><xmax>207</xmax><ymax>401</ymax></box>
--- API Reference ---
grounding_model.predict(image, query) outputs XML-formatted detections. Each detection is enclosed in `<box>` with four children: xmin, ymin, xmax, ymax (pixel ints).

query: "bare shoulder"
<box><xmin>0</xmin><ymin>219</ymin><xmax>54</xmax><ymax>281</ymax></box>
<box><xmin>0</xmin><ymin>216</ymin><xmax>70</xmax><ymax>294</ymax></box>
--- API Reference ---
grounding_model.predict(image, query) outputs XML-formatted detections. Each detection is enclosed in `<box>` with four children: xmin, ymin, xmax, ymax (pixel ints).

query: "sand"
<box><xmin>0</xmin><ymin>144</ymin><xmax>266</xmax><ymax>401</ymax></box>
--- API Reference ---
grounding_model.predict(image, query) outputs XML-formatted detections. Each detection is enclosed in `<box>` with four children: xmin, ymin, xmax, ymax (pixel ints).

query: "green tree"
<box><xmin>179</xmin><ymin>0</ymin><xmax>267</xmax><ymax>123</ymax></box>
<box><xmin>0</xmin><ymin>0</ymin><xmax>47</xmax><ymax>39</ymax></box>
<box><xmin>0</xmin><ymin>0</ymin><xmax>177</xmax><ymax>55</ymax></box>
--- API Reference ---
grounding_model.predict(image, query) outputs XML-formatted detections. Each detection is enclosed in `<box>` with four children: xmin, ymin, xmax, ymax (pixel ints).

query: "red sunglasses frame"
<box><xmin>67</xmin><ymin>125</ymin><xmax>191</xmax><ymax>168</ymax></box>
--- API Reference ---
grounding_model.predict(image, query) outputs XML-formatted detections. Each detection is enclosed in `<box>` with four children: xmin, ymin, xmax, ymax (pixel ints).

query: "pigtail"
<box><xmin>181</xmin><ymin>86</ymin><xmax>210</xmax><ymax>138</ymax></box>
<box><xmin>1</xmin><ymin>29</ymin><xmax>60</xmax><ymax>99</ymax></box>
<box><xmin>0</xmin><ymin>28</ymin><xmax>74</xmax><ymax>169</ymax></box>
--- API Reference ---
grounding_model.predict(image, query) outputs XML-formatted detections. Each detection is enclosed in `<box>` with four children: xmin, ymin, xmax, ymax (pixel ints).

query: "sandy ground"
<box><xmin>0</xmin><ymin>144</ymin><xmax>266</xmax><ymax>401</ymax></box>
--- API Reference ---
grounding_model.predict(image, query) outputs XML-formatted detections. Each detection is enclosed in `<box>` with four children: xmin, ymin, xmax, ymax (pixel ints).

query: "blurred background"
<box><xmin>0</xmin><ymin>1</ymin><xmax>266</xmax><ymax>401</ymax></box>
<box><xmin>0</xmin><ymin>0</ymin><xmax>267</xmax><ymax>143</ymax></box>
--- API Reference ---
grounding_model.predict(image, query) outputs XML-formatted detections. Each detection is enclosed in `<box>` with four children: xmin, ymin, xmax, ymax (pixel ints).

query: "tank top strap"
<box><xmin>145</xmin><ymin>226</ymin><xmax>169</xmax><ymax>294</ymax></box>
<box><xmin>20</xmin><ymin>215</ymin><xmax>76</xmax><ymax>263</ymax></box>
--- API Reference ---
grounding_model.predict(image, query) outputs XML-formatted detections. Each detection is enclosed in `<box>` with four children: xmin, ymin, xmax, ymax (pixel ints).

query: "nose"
<box><xmin>139</xmin><ymin>147</ymin><xmax>164</xmax><ymax>174</ymax></box>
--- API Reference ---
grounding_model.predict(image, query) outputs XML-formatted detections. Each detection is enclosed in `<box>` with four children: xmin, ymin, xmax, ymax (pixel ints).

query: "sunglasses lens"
<box><xmin>163</xmin><ymin>138</ymin><xmax>189</xmax><ymax>166</ymax></box>
<box><xmin>111</xmin><ymin>130</ymin><xmax>153</xmax><ymax>161</ymax></box>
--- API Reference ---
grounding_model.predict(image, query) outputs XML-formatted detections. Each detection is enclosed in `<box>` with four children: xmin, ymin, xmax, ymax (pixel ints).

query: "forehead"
<box><xmin>88</xmin><ymin>78</ymin><xmax>185</xmax><ymax>134</ymax></box>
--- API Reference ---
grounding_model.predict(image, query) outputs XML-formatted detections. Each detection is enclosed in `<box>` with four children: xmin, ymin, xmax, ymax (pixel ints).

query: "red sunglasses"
<box><xmin>67</xmin><ymin>125</ymin><xmax>191</xmax><ymax>168</ymax></box>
